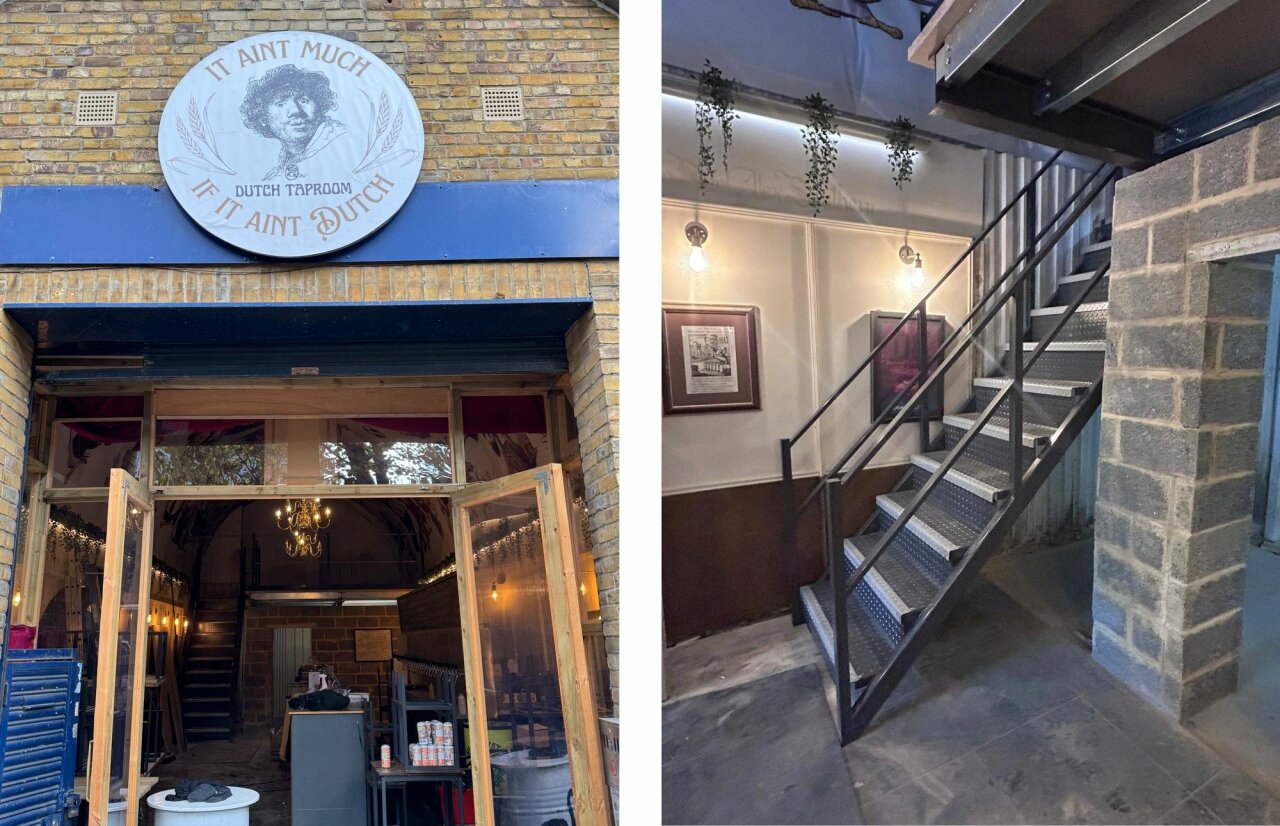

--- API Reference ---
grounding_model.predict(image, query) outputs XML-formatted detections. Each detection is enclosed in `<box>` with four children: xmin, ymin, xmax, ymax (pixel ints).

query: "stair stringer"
<box><xmin>840</xmin><ymin>380</ymin><xmax>1102</xmax><ymax>743</ymax></box>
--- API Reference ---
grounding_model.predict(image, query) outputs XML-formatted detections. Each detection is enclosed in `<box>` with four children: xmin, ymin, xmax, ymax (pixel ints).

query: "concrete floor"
<box><xmin>1187</xmin><ymin>547</ymin><xmax>1280</xmax><ymax>800</ymax></box>
<box><xmin>664</xmin><ymin>663</ymin><xmax>863</xmax><ymax>824</ymax></box>
<box><xmin>150</xmin><ymin>729</ymin><xmax>290</xmax><ymax>825</ymax></box>
<box><xmin>990</xmin><ymin>540</ymin><xmax>1280</xmax><ymax>802</ymax></box>
<box><xmin>662</xmin><ymin>573</ymin><xmax>1280</xmax><ymax>824</ymax></box>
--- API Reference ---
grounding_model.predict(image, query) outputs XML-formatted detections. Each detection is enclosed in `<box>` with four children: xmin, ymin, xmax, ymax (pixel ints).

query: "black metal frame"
<box><xmin>783</xmin><ymin>155</ymin><xmax>1120</xmax><ymax>743</ymax></box>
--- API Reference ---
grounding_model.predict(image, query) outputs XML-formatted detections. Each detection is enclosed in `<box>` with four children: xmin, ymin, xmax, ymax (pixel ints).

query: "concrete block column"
<box><xmin>1096</xmin><ymin>123</ymin><xmax>1280</xmax><ymax>718</ymax></box>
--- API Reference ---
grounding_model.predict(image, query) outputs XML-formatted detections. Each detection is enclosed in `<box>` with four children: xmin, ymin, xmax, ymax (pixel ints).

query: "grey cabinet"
<box><xmin>290</xmin><ymin>710</ymin><xmax>368</xmax><ymax>826</ymax></box>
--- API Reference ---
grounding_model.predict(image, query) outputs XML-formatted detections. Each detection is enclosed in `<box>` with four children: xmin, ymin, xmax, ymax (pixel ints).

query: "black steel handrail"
<box><xmin>843</xmin><ymin>257</ymin><xmax>1112</xmax><ymax>601</ymax></box>
<box><xmin>792</xmin><ymin>161</ymin><xmax>1110</xmax><ymax>515</ymax></box>
<box><xmin>787</xmin><ymin>149</ymin><xmax>1063</xmax><ymax>447</ymax></box>
<box><xmin>841</xmin><ymin>259</ymin><xmax>1113</xmax><ymax>740</ymax></box>
<box><xmin>834</xmin><ymin>166</ymin><xmax>1115</xmax><ymax>491</ymax></box>
<box><xmin>812</xmin><ymin>162</ymin><xmax>1118</xmax><ymax>743</ymax></box>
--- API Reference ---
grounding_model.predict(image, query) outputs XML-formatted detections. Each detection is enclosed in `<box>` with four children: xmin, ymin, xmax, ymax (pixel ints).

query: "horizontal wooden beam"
<box><xmin>908</xmin><ymin>0</ymin><xmax>979</xmax><ymax>68</ymax></box>
<box><xmin>154</xmin><ymin>387</ymin><xmax>450</xmax><ymax>419</ymax></box>
<box><xmin>151</xmin><ymin>483</ymin><xmax>461</xmax><ymax>500</ymax></box>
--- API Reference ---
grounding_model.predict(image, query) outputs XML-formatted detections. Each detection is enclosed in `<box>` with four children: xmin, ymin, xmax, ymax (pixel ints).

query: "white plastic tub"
<box><xmin>145</xmin><ymin>787</ymin><xmax>259</xmax><ymax>826</ymax></box>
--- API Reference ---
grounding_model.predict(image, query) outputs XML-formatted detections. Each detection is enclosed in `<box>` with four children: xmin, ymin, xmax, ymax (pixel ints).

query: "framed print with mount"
<box><xmin>662</xmin><ymin>304</ymin><xmax>761</xmax><ymax>414</ymax></box>
<box><xmin>869</xmin><ymin>309</ymin><xmax>945</xmax><ymax>421</ymax></box>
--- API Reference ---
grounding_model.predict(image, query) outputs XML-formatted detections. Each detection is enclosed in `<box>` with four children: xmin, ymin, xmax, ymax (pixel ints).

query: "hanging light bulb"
<box><xmin>685</xmin><ymin>221</ymin><xmax>709</xmax><ymax>273</ymax></box>
<box><xmin>184</xmin><ymin>618</ymin><xmax>190</xmax><ymax>632</ymax></box>
<box><xmin>490</xmin><ymin>582</ymin><xmax>499</xmax><ymax>602</ymax></box>
<box><xmin>162</xmin><ymin>614</ymin><xmax>169</xmax><ymax>627</ymax></box>
<box><xmin>909</xmin><ymin>253</ymin><xmax>926</xmax><ymax>289</ymax></box>
<box><xmin>579</xmin><ymin>581</ymin><xmax>587</xmax><ymax>597</ymax></box>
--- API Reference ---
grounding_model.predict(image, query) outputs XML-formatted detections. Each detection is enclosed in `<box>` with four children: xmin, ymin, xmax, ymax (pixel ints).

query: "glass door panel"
<box><xmin>87</xmin><ymin>469</ymin><xmax>154</xmax><ymax>826</ymax></box>
<box><xmin>453</xmin><ymin>464</ymin><xmax>610</xmax><ymax>826</ymax></box>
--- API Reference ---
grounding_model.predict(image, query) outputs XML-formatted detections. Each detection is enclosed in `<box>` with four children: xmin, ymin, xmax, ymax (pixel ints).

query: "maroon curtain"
<box><xmin>461</xmin><ymin>396</ymin><xmax>546</xmax><ymax>436</ymax></box>
<box><xmin>55</xmin><ymin>396</ymin><xmax>144</xmax><ymax>419</ymax></box>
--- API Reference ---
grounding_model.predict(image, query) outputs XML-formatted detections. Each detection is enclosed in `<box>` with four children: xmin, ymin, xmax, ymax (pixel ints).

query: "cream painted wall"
<box><xmin>662</xmin><ymin>207</ymin><xmax>820</xmax><ymax>494</ymax></box>
<box><xmin>811</xmin><ymin>226</ymin><xmax>973</xmax><ymax>476</ymax></box>
<box><xmin>662</xmin><ymin>97</ymin><xmax>987</xmax><ymax>496</ymax></box>
<box><xmin>663</xmin><ymin>201</ymin><xmax>974</xmax><ymax>495</ymax></box>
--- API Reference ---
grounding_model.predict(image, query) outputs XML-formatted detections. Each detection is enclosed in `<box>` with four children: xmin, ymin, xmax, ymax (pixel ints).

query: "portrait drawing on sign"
<box><xmin>240</xmin><ymin>64</ymin><xmax>348</xmax><ymax>181</ymax></box>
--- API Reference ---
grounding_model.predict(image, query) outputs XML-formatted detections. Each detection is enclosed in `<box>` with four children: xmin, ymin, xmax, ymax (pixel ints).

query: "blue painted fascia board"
<box><xmin>0</xmin><ymin>179</ymin><xmax>618</xmax><ymax>266</ymax></box>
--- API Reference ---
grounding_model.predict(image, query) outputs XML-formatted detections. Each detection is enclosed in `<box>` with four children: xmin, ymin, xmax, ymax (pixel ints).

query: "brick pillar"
<box><xmin>0</xmin><ymin>315</ymin><xmax>35</xmax><ymax>663</ymax></box>
<box><xmin>1096</xmin><ymin>123</ymin><xmax>1280</xmax><ymax>718</ymax></box>
<box><xmin>565</xmin><ymin>261</ymin><xmax>620</xmax><ymax>711</ymax></box>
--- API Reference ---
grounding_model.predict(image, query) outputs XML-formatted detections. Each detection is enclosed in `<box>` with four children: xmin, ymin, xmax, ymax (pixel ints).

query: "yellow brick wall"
<box><xmin>565</xmin><ymin>259</ymin><xmax>620</xmax><ymax>707</ymax></box>
<box><xmin>0</xmin><ymin>1</ymin><xmax>619</xmax><ymax>704</ymax></box>
<box><xmin>0</xmin><ymin>260</ymin><xmax>594</xmax><ymax>305</ymax></box>
<box><xmin>0</xmin><ymin>0</ymin><xmax>618</xmax><ymax>185</ymax></box>
<box><xmin>0</xmin><ymin>316</ymin><xmax>35</xmax><ymax>662</ymax></box>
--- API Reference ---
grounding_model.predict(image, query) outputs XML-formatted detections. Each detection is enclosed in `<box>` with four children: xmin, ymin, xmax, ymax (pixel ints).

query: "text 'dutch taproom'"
<box><xmin>158</xmin><ymin>31</ymin><xmax>425</xmax><ymax>257</ymax></box>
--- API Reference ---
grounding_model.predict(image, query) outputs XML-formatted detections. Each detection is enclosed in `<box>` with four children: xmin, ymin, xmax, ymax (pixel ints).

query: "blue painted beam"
<box><xmin>0</xmin><ymin>179</ymin><xmax>617</xmax><ymax>265</ymax></box>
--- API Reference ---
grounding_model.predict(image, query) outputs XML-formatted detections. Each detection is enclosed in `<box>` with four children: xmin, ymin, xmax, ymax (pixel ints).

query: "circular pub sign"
<box><xmin>158</xmin><ymin>32</ymin><xmax>425</xmax><ymax>257</ymax></box>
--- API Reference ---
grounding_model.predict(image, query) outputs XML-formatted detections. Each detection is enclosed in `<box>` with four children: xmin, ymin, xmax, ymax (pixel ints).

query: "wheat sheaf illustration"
<box><xmin>353</xmin><ymin>90</ymin><xmax>415</xmax><ymax>174</ymax></box>
<box><xmin>168</xmin><ymin>95</ymin><xmax>238</xmax><ymax>177</ymax></box>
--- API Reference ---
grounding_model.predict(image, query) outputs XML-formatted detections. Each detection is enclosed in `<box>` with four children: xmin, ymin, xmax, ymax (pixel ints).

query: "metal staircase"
<box><xmin>781</xmin><ymin>155</ymin><xmax>1121</xmax><ymax>744</ymax></box>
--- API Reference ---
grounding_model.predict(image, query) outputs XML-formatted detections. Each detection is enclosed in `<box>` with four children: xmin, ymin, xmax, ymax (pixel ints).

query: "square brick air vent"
<box><xmin>481</xmin><ymin>87</ymin><xmax>524</xmax><ymax>121</ymax></box>
<box><xmin>76</xmin><ymin>91</ymin><xmax>118</xmax><ymax>126</ymax></box>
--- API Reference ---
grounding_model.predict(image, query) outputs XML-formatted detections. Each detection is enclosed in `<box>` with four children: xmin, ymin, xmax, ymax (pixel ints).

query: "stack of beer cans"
<box><xmin>408</xmin><ymin>719</ymin><xmax>455</xmax><ymax>767</ymax></box>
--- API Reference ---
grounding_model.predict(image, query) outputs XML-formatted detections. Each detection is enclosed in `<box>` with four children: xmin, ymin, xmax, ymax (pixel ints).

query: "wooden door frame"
<box><xmin>87</xmin><ymin>468</ymin><xmax>154</xmax><ymax>826</ymax></box>
<box><xmin>451</xmin><ymin>463</ymin><xmax>611</xmax><ymax>826</ymax></box>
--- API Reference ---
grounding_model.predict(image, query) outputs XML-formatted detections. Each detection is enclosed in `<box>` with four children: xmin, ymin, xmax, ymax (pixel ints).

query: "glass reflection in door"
<box><xmin>454</xmin><ymin>465</ymin><xmax>610</xmax><ymax>826</ymax></box>
<box><xmin>87</xmin><ymin>469</ymin><xmax>154</xmax><ymax>826</ymax></box>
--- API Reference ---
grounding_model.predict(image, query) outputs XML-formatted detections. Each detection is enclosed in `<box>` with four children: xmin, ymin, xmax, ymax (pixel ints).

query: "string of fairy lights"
<box><xmin>37</xmin><ymin>507</ymin><xmax>192</xmax><ymax>635</ymax></box>
<box><xmin>415</xmin><ymin>496</ymin><xmax>592</xmax><ymax>588</ymax></box>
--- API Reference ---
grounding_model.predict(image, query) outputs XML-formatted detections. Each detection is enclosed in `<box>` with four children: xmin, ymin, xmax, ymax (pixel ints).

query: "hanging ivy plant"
<box><xmin>801</xmin><ymin>93</ymin><xmax>838</xmax><ymax>216</ymax></box>
<box><xmin>695</xmin><ymin>60</ymin><xmax>739</xmax><ymax>194</ymax></box>
<box><xmin>886</xmin><ymin>116</ymin><xmax>918</xmax><ymax>189</ymax></box>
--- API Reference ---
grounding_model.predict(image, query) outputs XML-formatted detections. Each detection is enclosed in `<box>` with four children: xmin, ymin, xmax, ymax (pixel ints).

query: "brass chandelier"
<box><xmin>275</xmin><ymin>498</ymin><xmax>332</xmax><ymax>558</ymax></box>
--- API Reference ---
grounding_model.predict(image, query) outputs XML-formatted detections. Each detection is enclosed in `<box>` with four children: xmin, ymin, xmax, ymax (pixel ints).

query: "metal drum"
<box><xmin>491</xmin><ymin>749</ymin><xmax>573</xmax><ymax>826</ymax></box>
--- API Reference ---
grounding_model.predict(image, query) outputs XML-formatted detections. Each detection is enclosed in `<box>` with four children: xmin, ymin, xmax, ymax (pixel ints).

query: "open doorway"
<box><xmin>9</xmin><ymin>385</ymin><xmax>613</xmax><ymax>826</ymax></box>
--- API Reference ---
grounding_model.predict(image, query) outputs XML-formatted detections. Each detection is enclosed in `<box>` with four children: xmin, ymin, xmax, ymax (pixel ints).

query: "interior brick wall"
<box><xmin>241</xmin><ymin>604</ymin><xmax>402</xmax><ymax>726</ymax></box>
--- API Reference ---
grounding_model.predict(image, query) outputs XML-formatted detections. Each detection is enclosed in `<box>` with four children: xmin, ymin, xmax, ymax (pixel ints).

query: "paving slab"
<box><xmin>662</xmin><ymin>664</ymin><xmax>863</xmax><ymax>825</ymax></box>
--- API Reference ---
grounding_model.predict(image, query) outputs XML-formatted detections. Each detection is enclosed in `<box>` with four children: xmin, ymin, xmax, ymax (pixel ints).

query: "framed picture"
<box><xmin>353</xmin><ymin>628</ymin><xmax>393</xmax><ymax>662</ymax></box>
<box><xmin>869</xmin><ymin>310</ymin><xmax>946</xmax><ymax>421</ymax></box>
<box><xmin>662</xmin><ymin>304</ymin><xmax>761</xmax><ymax>414</ymax></box>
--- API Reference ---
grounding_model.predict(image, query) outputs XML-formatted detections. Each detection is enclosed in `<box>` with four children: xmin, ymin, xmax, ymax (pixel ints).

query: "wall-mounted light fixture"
<box><xmin>685</xmin><ymin>221</ymin><xmax>709</xmax><ymax>273</ymax></box>
<box><xmin>899</xmin><ymin>244</ymin><xmax>926</xmax><ymax>290</ymax></box>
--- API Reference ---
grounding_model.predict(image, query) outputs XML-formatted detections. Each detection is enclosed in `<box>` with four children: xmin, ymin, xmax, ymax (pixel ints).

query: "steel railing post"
<box><xmin>825</xmin><ymin>479</ymin><xmax>852</xmax><ymax>743</ymax></box>
<box><xmin>781</xmin><ymin>439</ymin><xmax>802</xmax><ymax>624</ymax></box>
<box><xmin>917</xmin><ymin>302</ymin><xmax>930</xmax><ymax>452</ymax></box>
<box><xmin>1010</xmin><ymin>266</ymin><xmax>1025</xmax><ymax>495</ymax></box>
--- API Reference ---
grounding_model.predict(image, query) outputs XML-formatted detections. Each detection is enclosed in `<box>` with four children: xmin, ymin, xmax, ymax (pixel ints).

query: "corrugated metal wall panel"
<box><xmin>1011</xmin><ymin>408</ymin><xmax>1100</xmax><ymax>545</ymax></box>
<box><xmin>0</xmin><ymin>649</ymin><xmax>81</xmax><ymax>826</ymax></box>
<box><xmin>272</xmin><ymin>628</ymin><xmax>312</xmax><ymax>722</ymax></box>
<box><xmin>979</xmin><ymin>152</ymin><xmax>1107</xmax><ymax>547</ymax></box>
